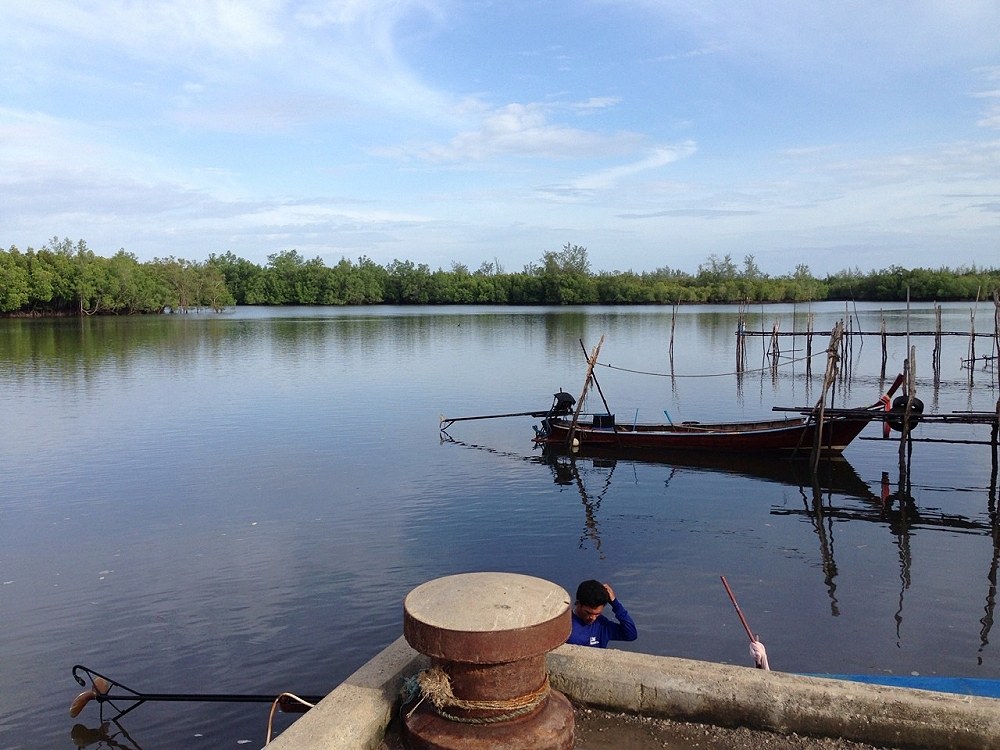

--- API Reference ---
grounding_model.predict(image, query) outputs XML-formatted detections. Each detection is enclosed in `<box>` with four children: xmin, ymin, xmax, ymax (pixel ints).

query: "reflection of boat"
<box><xmin>534</xmin><ymin>398</ymin><xmax>877</xmax><ymax>456</ymax></box>
<box><xmin>540</xmin><ymin>443</ymin><xmax>876</xmax><ymax>499</ymax></box>
<box><xmin>775</xmin><ymin>466</ymin><xmax>1000</xmax><ymax>645</ymax></box>
<box><xmin>539</xmin><ymin>446</ymin><xmax>879</xmax><ymax>564</ymax></box>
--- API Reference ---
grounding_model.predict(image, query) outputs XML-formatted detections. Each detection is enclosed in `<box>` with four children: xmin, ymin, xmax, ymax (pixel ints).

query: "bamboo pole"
<box><xmin>579</xmin><ymin>338</ymin><xmax>615</xmax><ymax>418</ymax></box>
<box><xmin>880</xmin><ymin>311</ymin><xmax>887</xmax><ymax>382</ymax></box>
<box><xmin>898</xmin><ymin>348</ymin><xmax>918</xmax><ymax>470</ymax></box>
<box><xmin>770</xmin><ymin>320</ymin><xmax>780</xmax><ymax>377</ymax></box>
<box><xmin>970</xmin><ymin>289</ymin><xmax>980</xmax><ymax>386</ymax></box>
<box><xmin>735</xmin><ymin>304</ymin><xmax>746</xmax><ymax>373</ymax></box>
<box><xmin>805</xmin><ymin>314</ymin><xmax>813</xmax><ymax>379</ymax></box>
<box><xmin>567</xmin><ymin>335</ymin><xmax>604</xmax><ymax>447</ymax></box>
<box><xmin>933</xmin><ymin>304</ymin><xmax>942</xmax><ymax>387</ymax></box>
<box><xmin>843</xmin><ymin>302</ymin><xmax>851</xmax><ymax>384</ymax></box>
<box><xmin>670</xmin><ymin>301</ymin><xmax>677</xmax><ymax>373</ymax></box>
<box><xmin>811</xmin><ymin>322</ymin><xmax>843</xmax><ymax>473</ymax></box>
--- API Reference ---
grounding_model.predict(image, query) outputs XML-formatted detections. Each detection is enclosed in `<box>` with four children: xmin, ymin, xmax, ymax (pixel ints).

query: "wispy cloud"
<box><xmin>568</xmin><ymin>142</ymin><xmax>698</xmax><ymax>192</ymax></box>
<box><xmin>973</xmin><ymin>67</ymin><xmax>1000</xmax><ymax>130</ymax></box>
<box><xmin>374</xmin><ymin>101</ymin><xmax>643</xmax><ymax>162</ymax></box>
<box><xmin>2</xmin><ymin>0</ymin><xmax>454</xmax><ymax>129</ymax></box>
<box><xmin>620</xmin><ymin>207</ymin><xmax>758</xmax><ymax>220</ymax></box>
<box><xmin>626</xmin><ymin>1</ymin><xmax>1000</xmax><ymax>74</ymax></box>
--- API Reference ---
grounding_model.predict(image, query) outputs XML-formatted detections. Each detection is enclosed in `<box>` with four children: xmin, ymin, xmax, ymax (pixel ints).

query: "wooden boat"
<box><xmin>441</xmin><ymin>337</ymin><xmax>905</xmax><ymax>458</ymax></box>
<box><xmin>530</xmin><ymin>337</ymin><xmax>905</xmax><ymax>458</ymax></box>
<box><xmin>532</xmin><ymin>403</ymin><xmax>877</xmax><ymax>456</ymax></box>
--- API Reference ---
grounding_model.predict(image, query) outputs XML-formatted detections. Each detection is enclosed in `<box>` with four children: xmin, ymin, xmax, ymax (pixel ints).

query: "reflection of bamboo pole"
<box><xmin>979</xmin><ymin>517</ymin><xmax>999</xmax><ymax>652</ymax></box>
<box><xmin>806</xmin><ymin>484</ymin><xmax>840</xmax><ymax>616</ymax></box>
<box><xmin>993</xmin><ymin>397</ymin><xmax>999</xmax><ymax>478</ymax></box>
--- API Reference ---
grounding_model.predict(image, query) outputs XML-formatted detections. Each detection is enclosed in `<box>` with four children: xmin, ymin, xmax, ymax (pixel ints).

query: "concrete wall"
<box><xmin>265</xmin><ymin>637</ymin><xmax>1000</xmax><ymax>750</ymax></box>
<box><xmin>265</xmin><ymin>636</ymin><xmax>428</xmax><ymax>750</ymax></box>
<box><xmin>548</xmin><ymin>645</ymin><xmax>1000</xmax><ymax>750</ymax></box>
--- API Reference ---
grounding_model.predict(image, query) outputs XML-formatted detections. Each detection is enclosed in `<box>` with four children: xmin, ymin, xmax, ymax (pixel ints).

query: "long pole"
<box><xmin>720</xmin><ymin>576</ymin><xmax>754</xmax><ymax>641</ymax></box>
<box><xmin>579</xmin><ymin>338</ymin><xmax>614</xmax><ymax>418</ymax></box>
<box><xmin>440</xmin><ymin>409</ymin><xmax>550</xmax><ymax>430</ymax></box>
<box><xmin>71</xmin><ymin>665</ymin><xmax>322</xmax><ymax>721</ymax></box>
<box><xmin>567</xmin><ymin>335</ymin><xmax>604</xmax><ymax>446</ymax></box>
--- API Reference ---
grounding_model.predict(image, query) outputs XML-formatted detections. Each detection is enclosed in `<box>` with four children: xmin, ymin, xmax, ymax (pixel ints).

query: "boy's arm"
<box><xmin>608</xmin><ymin>598</ymin><xmax>638</xmax><ymax>641</ymax></box>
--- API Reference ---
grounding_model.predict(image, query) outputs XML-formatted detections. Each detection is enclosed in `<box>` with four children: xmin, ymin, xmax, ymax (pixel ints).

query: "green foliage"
<box><xmin>0</xmin><ymin>241</ymin><xmax>997</xmax><ymax>314</ymax></box>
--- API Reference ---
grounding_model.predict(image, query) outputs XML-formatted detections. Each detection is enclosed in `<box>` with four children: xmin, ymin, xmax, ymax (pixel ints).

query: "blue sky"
<box><xmin>2</xmin><ymin>1</ymin><xmax>998</xmax><ymax>276</ymax></box>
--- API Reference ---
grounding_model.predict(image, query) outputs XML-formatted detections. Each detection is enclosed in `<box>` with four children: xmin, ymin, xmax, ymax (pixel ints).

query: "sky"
<box><xmin>1</xmin><ymin>1</ymin><xmax>999</xmax><ymax>277</ymax></box>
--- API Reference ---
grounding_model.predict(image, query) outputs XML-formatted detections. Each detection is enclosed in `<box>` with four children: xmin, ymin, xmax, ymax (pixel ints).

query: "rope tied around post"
<box><xmin>402</xmin><ymin>666</ymin><xmax>551</xmax><ymax>724</ymax></box>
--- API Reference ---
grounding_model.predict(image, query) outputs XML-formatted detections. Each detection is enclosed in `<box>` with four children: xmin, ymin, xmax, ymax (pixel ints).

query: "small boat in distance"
<box><xmin>531</xmin><ymin>392</ymin><xmax>879</xmax><ymax>457</ymax></box>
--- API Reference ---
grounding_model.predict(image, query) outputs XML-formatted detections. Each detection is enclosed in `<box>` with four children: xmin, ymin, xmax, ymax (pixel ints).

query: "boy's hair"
<box><xmin>575</xmin><ymin>579</ymin><xmax>610</xmax><ymax>607</ymax></box>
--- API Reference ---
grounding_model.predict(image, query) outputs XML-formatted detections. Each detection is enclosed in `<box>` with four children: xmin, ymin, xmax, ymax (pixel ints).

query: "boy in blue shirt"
<box><xmin>567</xmin><ymin>579</ymin><xmax>638</xmax><ymax>648</ymax></box>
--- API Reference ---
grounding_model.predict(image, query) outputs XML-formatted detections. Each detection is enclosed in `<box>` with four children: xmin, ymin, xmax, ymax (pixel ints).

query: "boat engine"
<box><xmin>550</xmin><ymin>390</ymin><xmax>576</xmax><ymax>415</ymax></box>
<box><xmin>533</xmin><ymin>391</ymin><xmax>576</xmax><ymax>442</ymax></box>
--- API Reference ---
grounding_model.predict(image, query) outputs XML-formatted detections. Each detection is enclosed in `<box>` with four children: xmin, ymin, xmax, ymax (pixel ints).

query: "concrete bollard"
<box><xmin>402</xmin><ymin>572</ymin><xmax>574</xmax><ymax>750</ymax></box>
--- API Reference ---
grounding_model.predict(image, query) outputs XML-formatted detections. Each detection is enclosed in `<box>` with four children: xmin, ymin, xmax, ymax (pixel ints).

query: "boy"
<box><xmin>567</xmin><ymin>580</ymin><xmax>638</xmax><ymax>648</ymax></box>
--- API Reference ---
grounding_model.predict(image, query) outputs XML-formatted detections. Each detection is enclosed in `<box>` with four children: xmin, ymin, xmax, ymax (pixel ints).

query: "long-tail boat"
<box><xmin>531</xmin><ymin>392</ymin><xmax>879</xmax><ymax>456</ymax></box>
<box><xmin>441</xmin><ymin>334</ymin><xmax>912</xmax><ymax>458</ymax></box>
<box><xmin>530</xmin><ymin>334</ymin><xmax>908</xmax><ymax>457</ymax></box>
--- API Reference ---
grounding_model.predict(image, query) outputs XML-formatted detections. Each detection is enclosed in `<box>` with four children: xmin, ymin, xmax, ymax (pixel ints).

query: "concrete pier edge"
<box><xmin>265</xmin><ymin>636</ymin><xmax>1000</xmax><ymax>750</ymax></box>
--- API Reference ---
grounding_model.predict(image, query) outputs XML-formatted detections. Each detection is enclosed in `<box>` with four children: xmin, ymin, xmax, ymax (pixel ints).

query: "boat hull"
<box><xmin>536</xmin><ymin>414</ymin><xmax>873</xmax><ymax>456</ymax></box>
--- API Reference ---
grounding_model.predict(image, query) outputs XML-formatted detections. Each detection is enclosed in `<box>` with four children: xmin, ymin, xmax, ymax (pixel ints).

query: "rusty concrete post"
<box><xmin>402</xmin><ymin>572</ymin><xmax>574</xmax><ymax>750</ymax></box>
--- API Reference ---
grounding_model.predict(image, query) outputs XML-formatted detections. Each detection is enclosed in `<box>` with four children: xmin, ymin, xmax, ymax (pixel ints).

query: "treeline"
<box><xmin>0</xmin><ymin>238</ymin><xmax>232</xmax><ymax>315</ymax></box>
<box><xmin>1</xmin><ymin>238</ymin><xmax>997</xmax><ymax>315</ymax></box>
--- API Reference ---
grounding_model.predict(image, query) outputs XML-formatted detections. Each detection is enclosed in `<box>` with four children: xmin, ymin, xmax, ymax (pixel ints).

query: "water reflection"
<box><xmin>441</xmin><ymin>431</ymin><xmax>1000</xmax><ymax>656</ymax></box>
<box><xmin>70</xmin><ymin>721</ymin><xmax>142</xmax><ymax>750</ymax></box>
<box><xmin>773</xmin><ymin>466</ymin><xmax>1000</xmax><ymax>650</ymax></box>
<box><xmin>540</xmin><ymin>447</ymin><xmax>880</xmax><ymax>567</ymax></box>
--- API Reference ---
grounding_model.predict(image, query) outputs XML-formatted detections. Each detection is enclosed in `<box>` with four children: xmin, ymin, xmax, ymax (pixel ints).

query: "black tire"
<box><xmin>887</xmin><ymin>395</ymin><xmax>924</xmax><ymax>433</ymax></box>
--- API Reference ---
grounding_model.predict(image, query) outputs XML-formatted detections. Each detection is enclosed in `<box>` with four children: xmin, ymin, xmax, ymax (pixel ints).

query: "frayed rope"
<box><xmin>401</xmin><ymin>667</ymin><xmax>550</xmax><ymax>724</ymax></box>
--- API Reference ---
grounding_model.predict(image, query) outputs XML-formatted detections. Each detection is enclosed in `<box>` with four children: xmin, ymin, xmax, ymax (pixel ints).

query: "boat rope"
<box><xmin>402</xmin><ymin>667</ymin><xmax>550</xmax><ymax>724</ymax></box>
<box><xmin>264</xmin><ymin>693</ymin><xmax>315</xmax><ymax>745</ymax></box>
<box><xmin>595</xmin><ymin>349</ymin><xmax>824</xmax><ymax>379</ymax></box>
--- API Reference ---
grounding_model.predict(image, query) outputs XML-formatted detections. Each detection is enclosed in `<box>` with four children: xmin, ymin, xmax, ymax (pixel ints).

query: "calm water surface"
<box><xmin>1</xmin><ymin>303</ymin><xmax>997</xmax><ymax>748</ymax></box>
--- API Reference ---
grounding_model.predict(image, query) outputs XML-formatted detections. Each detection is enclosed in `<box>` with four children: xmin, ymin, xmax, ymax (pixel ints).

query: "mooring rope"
<box><xmin>595</xmin><ymin>349</ymin><xmax>824</xmax><ymax>379</ymax></box>
<box><xmin>402</xmin><ymin>667</ymin><xmax>550</xmax><ymax>724</ymax></box>
<box><xmin>264</xmin><ymin>693</ymin><xmax>315</xmax><ymax>745</ymax></box>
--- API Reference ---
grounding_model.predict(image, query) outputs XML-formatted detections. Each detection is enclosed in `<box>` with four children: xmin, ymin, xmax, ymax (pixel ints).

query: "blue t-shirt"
<box><xmin>567</xmin><ymin>599</ymin><xmax>638</xmax><ymax>648</ymax></box>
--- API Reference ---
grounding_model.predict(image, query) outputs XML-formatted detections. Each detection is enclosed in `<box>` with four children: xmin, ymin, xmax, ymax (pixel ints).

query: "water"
<box><xmin>1</xmin><ymin>303</ymin><xmax>997</xmax><ymax>749</ymax></box>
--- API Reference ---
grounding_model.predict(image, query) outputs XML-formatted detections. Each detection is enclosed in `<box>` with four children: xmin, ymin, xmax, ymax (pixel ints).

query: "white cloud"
<box><xmin>570</xmin><ymin>142</ymin><xmax>698</xmax><ymax>192</ymax></box>
<box><xmin>375</xmin><ymin>102</ymin><xmax>644</xmax><ymax>162</ymax></box>
<box><xmin>572</xmin><ymin>97</ymin><xmax>622</xmax><ymax>112</ymax></box>
<box><xmin>1</xmin><ymin>0</ymin><xmax>455</xmax><ymax>130</ymax></box>
<box><xmin>3</xmin><ymin>0</ymin><xmax>284</xmax><ymax>62</ymax></box>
